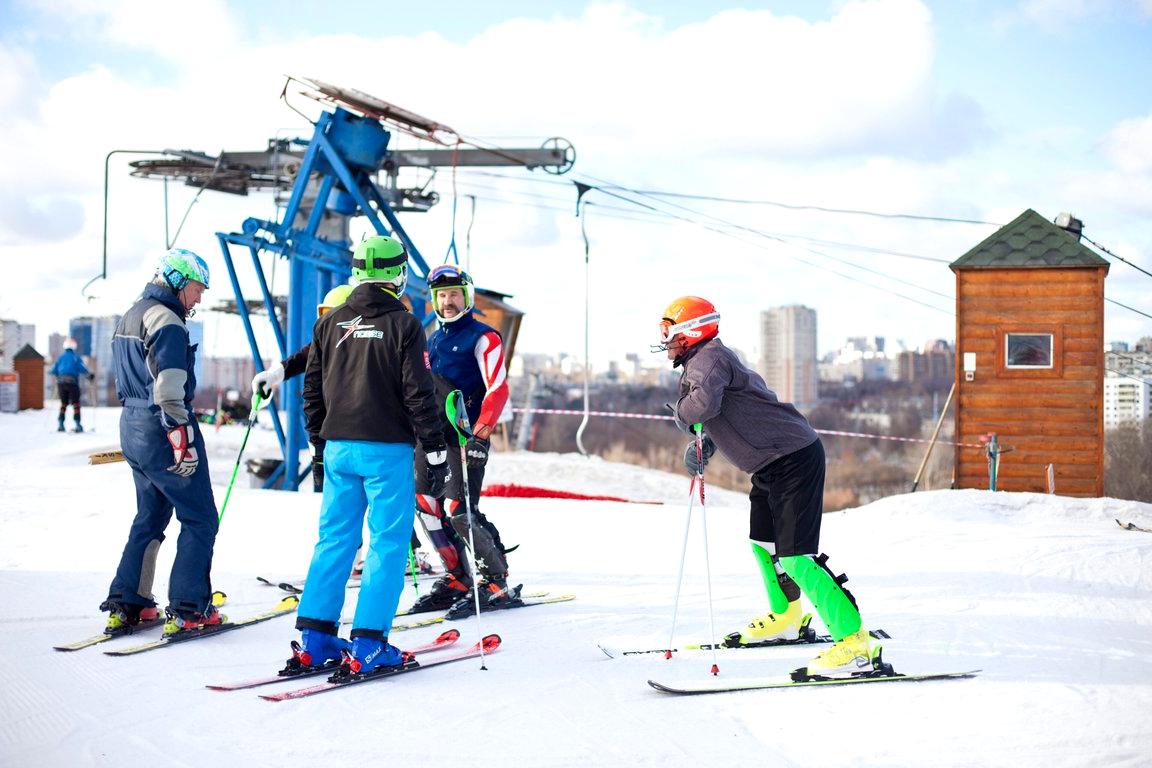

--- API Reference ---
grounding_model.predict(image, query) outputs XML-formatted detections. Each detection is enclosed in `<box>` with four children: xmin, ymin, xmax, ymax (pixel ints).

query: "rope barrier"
<box><xmin>509</xmin><ymin>406</ymin><xmax>985</xmax><ymax>449</ymax></box>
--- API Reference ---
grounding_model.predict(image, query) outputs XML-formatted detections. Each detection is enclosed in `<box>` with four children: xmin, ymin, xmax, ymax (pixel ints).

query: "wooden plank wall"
<box><xmin>954</xmin><ymin>267</ymin><xmax>1105</xmax><ymax>496</ymax></box>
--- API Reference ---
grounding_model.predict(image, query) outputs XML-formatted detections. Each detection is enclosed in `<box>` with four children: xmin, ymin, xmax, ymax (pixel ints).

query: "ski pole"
<box><xmin>665</xmin><ymin>473</ymin><xmax>696</xmax><ymax>659</ymax></box>
<box><xmin>446</xmin><ymin>389</ymin><xmax>488</xmax><ymax>669</ymax></box>
<box><xmin>407</xmin><ymin>543</ymin><xmax>420</xmax><ymax>598</ymax></box>
<box><xmin>217</xmin><ymin>392</ymin><xmax>261</xmax><ymax>524</ymax></box>
<box><xmin>694</xmin><ymin>424</ymin><xmax>720</xmax><ymax>676</ymax></box>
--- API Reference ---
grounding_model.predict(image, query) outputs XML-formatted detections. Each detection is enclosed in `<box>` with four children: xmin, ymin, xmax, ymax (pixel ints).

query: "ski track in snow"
<box><xmin>2</xmin><ymin>407</ymin><xmax>1152</xmax><ymax>767</ymax></box>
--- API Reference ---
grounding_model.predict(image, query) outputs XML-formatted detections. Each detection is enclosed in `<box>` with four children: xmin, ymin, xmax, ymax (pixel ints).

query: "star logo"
<box><xmin>336</xmin><ymin>315</ymin><xmax>374</xmax><ymax>347</ymax></box>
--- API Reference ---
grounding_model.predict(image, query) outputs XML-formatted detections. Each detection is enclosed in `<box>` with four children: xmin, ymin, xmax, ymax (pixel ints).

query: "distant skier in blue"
<box><xmin>50</xmin><ymin>339</ymin><xmax>92</xmax><ymax>432</ymax></box>
<box><xmin>101</xmin><ymin>248</ymin><xmax>223</xmax><ymax>638</ymax></box>
<box><xmin>292</xmin><ymin>235</ymin><xmax>449</xmax><ymax>677</ymax></box>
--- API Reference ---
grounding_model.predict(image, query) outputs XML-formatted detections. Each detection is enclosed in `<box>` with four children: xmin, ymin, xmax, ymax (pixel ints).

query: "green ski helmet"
<box><xmin>157</xmin><ymin>248</ymin><xmax>211</xmax><ymax>291</ymax></box>
<box><xmin>318</xmin><ymin>283</ymin><xmax>353</xmax><ymax>317</ymax></box>
<box><xmin>352</xmin><ymin>236</ymin><xmax>408</xmax><ymax>296</ymax></box>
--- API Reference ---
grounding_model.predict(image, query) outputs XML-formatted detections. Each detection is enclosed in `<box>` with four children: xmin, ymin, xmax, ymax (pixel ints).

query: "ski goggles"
<box><xmin>658</xmin><ymin>312</ymin><xmax>720</xmax><ymax>344</ymax></box>
<box><xmin>428</xmin><ymin>263</ymin><xmax>472</xmax><ymax>288</ymax></box>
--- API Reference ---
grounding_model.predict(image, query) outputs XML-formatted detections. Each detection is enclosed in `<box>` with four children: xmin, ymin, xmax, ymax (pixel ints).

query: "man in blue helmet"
<box><xmin>101</xmin><ymin>248</ymin><xmax>225</xmax><ymax>638</ymax></box>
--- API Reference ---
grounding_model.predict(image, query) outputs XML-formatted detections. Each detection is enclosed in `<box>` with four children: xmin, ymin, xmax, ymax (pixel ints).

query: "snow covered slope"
<box><xmin>1</xmin><ymin>408</ymin><xmax>1151</xmax><ymax>768</ymax></box>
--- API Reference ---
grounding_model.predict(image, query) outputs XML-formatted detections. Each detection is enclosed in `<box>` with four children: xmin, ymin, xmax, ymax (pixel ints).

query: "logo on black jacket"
<box><xmin>336</xmin><ymin>315</ymin><xmax>382</xmax><ymax>347</ymax></box>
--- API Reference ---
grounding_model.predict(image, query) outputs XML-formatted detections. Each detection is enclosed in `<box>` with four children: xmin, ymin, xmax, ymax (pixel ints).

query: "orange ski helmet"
<box><xmin>658</xmin><ymin>296</ymin><xmax>720</xmax><ymax>350</ymax></box>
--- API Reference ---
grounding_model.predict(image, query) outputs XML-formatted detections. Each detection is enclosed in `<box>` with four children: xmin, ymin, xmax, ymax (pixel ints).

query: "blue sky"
<box><xmin>1</xmin><ymin>0</ymin><xmax>1150</xmax><ymax>366</ymax></box>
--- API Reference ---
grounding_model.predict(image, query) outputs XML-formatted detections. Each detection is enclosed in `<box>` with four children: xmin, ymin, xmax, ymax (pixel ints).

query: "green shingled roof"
<box><xmin>950</xmin><ymin>209</ymin><xmax>1110</xmax><ymax>270</ymax></box>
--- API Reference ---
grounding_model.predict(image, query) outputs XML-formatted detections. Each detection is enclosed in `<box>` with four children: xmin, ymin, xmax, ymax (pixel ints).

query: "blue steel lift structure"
<box><xmin>128</xmin><ymin>78</ymin><xmax>575</xmax><ymax>490</ymax></box>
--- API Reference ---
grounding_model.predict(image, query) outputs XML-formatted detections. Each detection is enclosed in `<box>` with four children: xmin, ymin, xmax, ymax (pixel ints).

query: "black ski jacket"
<box><xmin>303</xmin><ymin>284</ymin><xmax>447</xmax><ymax>453</ymax></box>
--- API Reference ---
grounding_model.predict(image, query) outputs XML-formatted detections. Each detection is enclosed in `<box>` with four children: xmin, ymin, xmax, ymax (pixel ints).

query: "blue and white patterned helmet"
<box><xmin>157</xmin><ymin>248</ymin><xmax>210</xmax><ymax>290</ymax></box>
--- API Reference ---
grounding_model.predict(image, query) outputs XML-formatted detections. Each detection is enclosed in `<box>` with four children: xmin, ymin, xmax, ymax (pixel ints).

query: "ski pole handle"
<box><xmin>445</xmin><ymin>389</ymin><xmax>472</xmax><ymax>446</ymax></box>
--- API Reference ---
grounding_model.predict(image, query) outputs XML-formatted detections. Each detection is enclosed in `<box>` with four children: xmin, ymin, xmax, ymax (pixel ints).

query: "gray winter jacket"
<box><xmin>674</xmin><ymin>338</ymin><xmax>818</xmax><ymax>473</ymax></box>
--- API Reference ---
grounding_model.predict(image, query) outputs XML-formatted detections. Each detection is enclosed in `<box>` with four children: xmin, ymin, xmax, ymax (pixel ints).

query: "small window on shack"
<box><xmin>1005</xmin><ymin>333</ymin><xmax>1053</xmax><ymax>368</ymax></box>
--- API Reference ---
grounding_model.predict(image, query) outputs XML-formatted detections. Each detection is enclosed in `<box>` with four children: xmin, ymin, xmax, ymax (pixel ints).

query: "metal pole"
<box><xmin>447</xmin><ymin>390</ymin><xmax>488</xmax><ymax>669</ymax></box>
<box><xmin>665</xmin><ymin>475</ymin><xmax>696</xmax><ymax>659</ymax></box>
<box><xmin>694</xmin><ymin>426</ymin><xmax>720</xmax><ymax>676</ymax></box>
<box><xmin>217</xmin><ymin>392</ymin><xmax>262</xmax><ymax>524</ymax></box>
<box><xmin>575</xmin><ymin>198</ymin><xmax>591</xmax><ymax>456</ymax></box>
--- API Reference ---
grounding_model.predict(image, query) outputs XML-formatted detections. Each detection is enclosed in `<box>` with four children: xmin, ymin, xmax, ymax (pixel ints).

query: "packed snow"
<box><xmin>1</xmin><ymin>406</ymin><xmax>1151</xmax><ymax>767</ymax></box>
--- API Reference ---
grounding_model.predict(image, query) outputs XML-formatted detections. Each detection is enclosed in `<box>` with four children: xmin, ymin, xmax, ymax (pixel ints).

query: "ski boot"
<box><xmin>791</xmin><ymin>628</ymin><xmax>884</xmax><ymax>680</ymax></box>
<box><xmin>162</xmin><ymin>604</ymin><xmax>227</xmax><ymax>637</ymax></box>
<box><xmin>445</xmin><ymin>576</ymin><xmax>524</xmax><ymax>620</ymax></box>
<box><xmin>100</xmin><ymin>601</ymin><xmax>160</xmax><ymax>636</ymax></box>
<box><xmin>282</xmin><ymin>628</ymin><xmax>351</xmax><ymax>674</ymax></box>
<box><xmin>407</xmin><ymin>573</ymin><xmax>470</xmax><ymax>613</ymax></box>
<box><xmin>72</xmin><ymin>421</ymin><xmax>84</xmax><ymax>433</ymax></box>
<box><xmin>723</xmin><ymin>600</ymin><xmax>806</xmax><ymax>647</ymax></box>
<box><xmin>333</xmin><ymin>636</ymin><xmax>405</xmax><ymax>679</ymax></box>
<box><xmin>57</xmin><ymin>418</ymin><xmax>66</xmax><ymax>433</ymax></box>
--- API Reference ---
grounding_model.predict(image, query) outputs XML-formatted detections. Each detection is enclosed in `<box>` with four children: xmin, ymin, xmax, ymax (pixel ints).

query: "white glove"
<box><xmin>251</xmin><ymin>365</ymin><xmax>285</xmax><ymax>410</ymax></box>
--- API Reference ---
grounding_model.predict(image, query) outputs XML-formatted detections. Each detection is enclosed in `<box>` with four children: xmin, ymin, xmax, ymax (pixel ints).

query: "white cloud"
<box><xmin>1102</xmin><ymin>114</ymin><xmax>1152</xmax><ymax>174</ymax></box>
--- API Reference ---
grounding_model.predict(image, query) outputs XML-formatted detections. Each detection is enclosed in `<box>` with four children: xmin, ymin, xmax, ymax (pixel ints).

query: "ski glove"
<box><xmin>465</xmin><ymin>437</ymin><xmax>490</xmax><ymax>468</ymax></box>
<box><xmin>251</xmin><ymin>365</ymin><xmax>285</xmax><ymax>409</ymax></box>
<box><xmin>311</xmin><ymin>452</ymin><xmax>324</xmax><ymax>493</ymax></box>
<box><xmin>166</xmin><ymin>425</ymin><xmax>200</xmax><ymax>477</ymax></box>
<box><xmin>666</xmin><ymin>402</ymin><xmax>694</xmax><ymax>436</ymax></box>
<box><xmin>426</xmin><ymin>450</ymin><xmax>451</xmax><ymax>497</ymax></box>
<box><xmin>683</xmin><ymin>435</ymin><xmax>716</xmax><ymax>475</ymax></box>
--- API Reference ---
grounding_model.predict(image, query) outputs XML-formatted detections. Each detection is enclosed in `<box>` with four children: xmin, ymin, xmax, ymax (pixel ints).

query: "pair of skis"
<box><xmin>597</xmin><ymin>616</ymin><xmax>890</xmax><ymax>658</ymax></box>
<box><xmin>54</xmin><ymin>595</ymin><xmax>299</xmax><ymax>655</ymax></box>
<box><xmin>205</xmin><ymin>631</ymin><xmax>502</xmax><ymax>701</ymax></box>
<box><xmin>53</xmin><ymin>589</ymin><xmax>231</xmax><ymax>652</ymax></box>
<box><xmin>603</xmin><ymin>625</ymin><xmax>977</xmax><ymax>695</ymax></box>
<box><xmin>647</xmin><ymin>665</ymin><xmax>980</xmax><ymax>695</ymax></box>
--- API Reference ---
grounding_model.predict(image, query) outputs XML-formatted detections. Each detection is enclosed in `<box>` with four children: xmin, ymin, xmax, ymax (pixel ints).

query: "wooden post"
<box><xmin>911</xmin><ymin>381</ymin><xmax>956</xmax><ymax>492</ymax></box>
<box><xmin>1046</xmin><ymin>464</ymin><xmax>1056</xmax><ymax>494</ymax></box>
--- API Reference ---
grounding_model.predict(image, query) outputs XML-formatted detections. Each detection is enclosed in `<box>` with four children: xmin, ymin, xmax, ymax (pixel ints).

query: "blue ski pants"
<box><xmin>297</xmin><ymin>440</ymin><xmax>415</xmax><ymax>638</ymax></box>
<box><xmin>107</xmin><ymin>406</ymin><xmax>218</xmax><ymax>615</ymax></box>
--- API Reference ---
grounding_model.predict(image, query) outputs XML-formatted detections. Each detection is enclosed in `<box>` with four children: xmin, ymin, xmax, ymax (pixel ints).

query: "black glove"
<box><xmin>683</xmin><ymin>435</ymin><xmax>716</xmax><ymax>475</ymax></box>
<box><xmin>426</xmin><ymin>451</ymin><xmax>451</xmax><ymax>496</ymax></box>
<box><xmin>312</xmin><ymin>453</ymin><xmax>324</xmax><ymax>492</ymax></box>
<box><xmin>666</xmin><ymin>402</ymin><xmax>694</xmax><ymax>435</ymax></box>
<box><xmin>465</xmin><ymin>437</ymin><xmax>490</xmax><ymax>468</ymax></box>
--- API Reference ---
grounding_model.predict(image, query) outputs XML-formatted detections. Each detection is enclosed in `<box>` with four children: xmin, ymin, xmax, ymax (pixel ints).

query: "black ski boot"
<box><xmin>445</xmin><ymin>577</ymin><xmax>524</xmax><ymax>620</ymax></box>
<box><xmin>406</xmin><ymin>574</ymin><xmax>470</xmax><ymax>614</ymax></box>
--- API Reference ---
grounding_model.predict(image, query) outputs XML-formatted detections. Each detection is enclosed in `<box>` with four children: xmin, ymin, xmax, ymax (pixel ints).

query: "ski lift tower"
<box><xmin>128</xmin><ymin>77</ymin><xmax>575</xmax><ymax>490</ymax></box>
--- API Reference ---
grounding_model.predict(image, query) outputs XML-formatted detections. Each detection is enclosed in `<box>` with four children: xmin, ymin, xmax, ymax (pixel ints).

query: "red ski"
<box><xmin>206</xmin><ymin>629</ymin><xmax>462</xmax><ymax>691</ymax></box>
<box><xmin>260</xmin><ymin>634</ymin><xmax>502</xmax><ymax>702</ymax></box>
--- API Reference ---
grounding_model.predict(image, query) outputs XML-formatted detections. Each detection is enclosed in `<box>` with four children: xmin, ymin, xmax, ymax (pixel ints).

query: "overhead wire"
<box><xmin>462</xmin><ymin>169</ymin><xmax>1001</xmax><ymax>226</ymax></box>
<box><xmin>1105</xmin><ymin>297</ymin><xmax>1152</xmax><ymax>322</ymax></box>
<box><xmin>1106</xmin><ymin>367</ymin><xmax>1152</xmax><ymax>386</ymax></box>
<box><xmin>443</xmin><ymin>174</ymin><xmax>953</xmax><ymax>313</ymax></box>
<box><xmin>1083</xmin><ymin>234</ymin><xmax>1152</xmax><ymax>281</ymax></box>
<box><xmin>589</xmin><ymin>184</ymin><xmax>1002</xmax><ymax>226</ymax></box>
<box><xmin>570</xmin><ymin>171</ymin><xmax>954</xmax><ymax>308</ymax></box>
<box><xmin>454</xmin><ymin>171</ymin><xmax>953</xmax><ymax>264</ymax></box>
<box><xmin>1107</xmin><ymin>351</ymin><xmax>1152</xmax><ymax>369</ymax></box>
